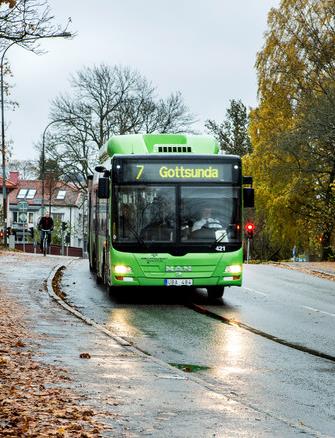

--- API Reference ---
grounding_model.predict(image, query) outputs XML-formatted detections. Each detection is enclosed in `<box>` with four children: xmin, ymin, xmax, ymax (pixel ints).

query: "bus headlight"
<box><xmin>113</xmin><ymin>265</ymin><xmax>132</xmax><ymax>275</ymax></box>
<box><xmin>225</xmin><ymin>265</ymin><xmax>242</xmax><ymax>274</ymax></box>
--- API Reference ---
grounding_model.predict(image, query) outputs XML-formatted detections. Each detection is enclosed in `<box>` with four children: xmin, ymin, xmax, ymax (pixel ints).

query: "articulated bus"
<box><xmin>88</xmin><ymin>134</ymin><xmax>254</xmax><ymax>300</ymax></box>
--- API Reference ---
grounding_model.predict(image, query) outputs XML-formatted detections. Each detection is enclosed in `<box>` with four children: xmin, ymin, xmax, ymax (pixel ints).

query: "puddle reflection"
<box><xmin>95</xmin><ymin>281</ymin><xmax>255</xmax><ymax>385</ymax></box>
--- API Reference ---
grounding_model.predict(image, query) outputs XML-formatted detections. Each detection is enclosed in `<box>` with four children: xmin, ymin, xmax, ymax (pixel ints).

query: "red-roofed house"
<box><xmin>8</xmin><ymin>174</ymin><xmax>86</xmax><ymax>249</ymax></box>
<box><xmin>0</xmin><ymin>173</ymin><xmax>18</xmax><ymax>224</ymax></box>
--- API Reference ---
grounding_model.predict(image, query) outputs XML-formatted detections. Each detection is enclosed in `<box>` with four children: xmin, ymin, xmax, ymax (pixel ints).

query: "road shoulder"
<box><xmin>270</xmin><ymin>261</ymin><xmax>335</xmax><ymax>282</ymax></box>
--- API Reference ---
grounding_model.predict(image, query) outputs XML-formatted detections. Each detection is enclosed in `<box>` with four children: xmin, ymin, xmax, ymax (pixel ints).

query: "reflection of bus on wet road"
<box><xmin>88</xmin><ymin>134</ymin><xmax>254</xmax><ymax>300</ymax></box>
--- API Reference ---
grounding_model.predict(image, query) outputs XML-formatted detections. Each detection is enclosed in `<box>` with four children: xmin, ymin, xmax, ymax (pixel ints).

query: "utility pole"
<box><xmin>246</xmin><ymin>238</ymin><xmax>251</xmax><ymax>264</ymax></box>
<box><xmin>1</xmin><ymin>42</ymin><xmax>16</xmax><ymax>245</ymax></box>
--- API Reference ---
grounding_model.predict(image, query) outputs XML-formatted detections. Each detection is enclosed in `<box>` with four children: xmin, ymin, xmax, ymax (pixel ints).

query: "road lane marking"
<box><xmin>189</xmin><ymin>303</ymin><xmax>335</xmax><ymax>363</ymax></box>
<box><xmin>302</xmin><ymin>305</ymin><xmax>335</xmax><ymax>318</ymax></box>
<box><xmin>243</xmin><ymin>287</ymin><xmax>268</xmax><ymax>296</ymax></box>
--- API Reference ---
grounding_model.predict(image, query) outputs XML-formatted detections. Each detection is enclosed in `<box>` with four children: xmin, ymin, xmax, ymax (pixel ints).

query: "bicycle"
<box><xmin>41</xmin><ymin>229</ymin><xmax>51</xmax><ymax>256</ymax></box>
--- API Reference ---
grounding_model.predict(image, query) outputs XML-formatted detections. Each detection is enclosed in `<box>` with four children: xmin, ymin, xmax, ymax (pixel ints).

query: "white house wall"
<box><xmin>8</xmin><ymin>204</ymin><xmax>85</xmax><ymax>248</ymax></box>
<box><xmin>50</xmin><ymin>206</ymin><xmax>83</xmax><ymax>248</ymax></box>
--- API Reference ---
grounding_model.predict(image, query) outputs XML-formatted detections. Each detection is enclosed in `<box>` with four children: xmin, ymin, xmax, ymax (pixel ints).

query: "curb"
<box><xmin>46</xmin><ymin>264</ymin><xmax>198</xmax><ymax>376</ymax></box>
<box><xmin>46</xmin><ymin>264</ymin><xmax>133</xmax><ymax>348</ymax></box>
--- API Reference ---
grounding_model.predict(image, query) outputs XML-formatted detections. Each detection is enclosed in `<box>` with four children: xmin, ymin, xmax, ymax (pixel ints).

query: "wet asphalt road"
<box><xmin>2</xmin><ymin>252</ymin><xmax>309</xmax><ymax>437</ymax></box>
<box><xmin>61</xmin><ymin>260</ymin><xmax>335</xmax><ymax>437</ymax></box>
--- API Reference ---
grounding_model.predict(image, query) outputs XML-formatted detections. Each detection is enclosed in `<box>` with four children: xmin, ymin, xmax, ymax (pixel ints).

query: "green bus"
<box><xmin>88</xmin><ymin>134</ymin><xmax>254</xmax><ymax>300</ymax></box>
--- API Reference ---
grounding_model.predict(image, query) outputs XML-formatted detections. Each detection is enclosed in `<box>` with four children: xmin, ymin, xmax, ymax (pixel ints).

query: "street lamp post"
<box><xmin>1</xmin><ymin>41</ymin><xmax>16</xmax><ymax>246</ymax></box>
<box><xmin>41</xmin><ymin>115</ymin><xmax>90</xmax><ymax>214</ymax></box>
<box><xmin>1</xmin><ymin>31</ymin><xmax>72</xmax><ymax>245</ymax></box>
<box><xmin>41</xmin><ymin>119</ymin><xmax>63</xmax><ymax>214</ymax></box>
<box><xmin>41</xmin><ymin>116</ymin><xmax>74</xmax><ymax>214</ymax></box>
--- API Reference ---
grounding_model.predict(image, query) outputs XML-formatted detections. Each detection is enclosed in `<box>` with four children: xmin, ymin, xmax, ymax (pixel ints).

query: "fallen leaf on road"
<box><xmin>15</xmin><ymin>340</ymin><xmax>25</xmax><ymax>347</ymax></box>
<box><xmin>79</xmin><ymin>352</ymin><xmax>91</xmax><ymax>359</ymax></box>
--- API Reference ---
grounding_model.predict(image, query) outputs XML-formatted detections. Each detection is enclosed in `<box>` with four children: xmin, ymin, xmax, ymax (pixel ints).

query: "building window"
<box><xmin>13</xmin><ymin>212</ymin><xmax>18</xmax><ymax>222</ymax></box>
<box><xmin>26</xmin><ymin>189</ymin><xmax>36</xmax><ymax>199</ymax></box>
<box><xmin>17</xmin><ymin>189</ymin><xmax>28</xmax><ymax>199</ymax></box>
<box><xmin>28</xmin><ymin>212</ymin><xmax>34</xmax><ymax>223</ymax></box>
<box><xmin>56</xmin><ymin>190</ymin><xmax>66</xmax><ymax>200</ymax></box>
<box><xmin>17</xmin><ymin>188</ymin><xmax>36</xmax><ymax>199</ymax></box>
<box><xmin>52</xmin><ymin>213</ymin><xmax>64</xmax><ymax>223</ymax></box>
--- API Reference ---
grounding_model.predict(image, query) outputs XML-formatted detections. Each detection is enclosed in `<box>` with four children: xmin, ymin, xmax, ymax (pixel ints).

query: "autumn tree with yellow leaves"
<box><xmin>247</xmin><ymin>0</ymin><xmax>335</xmax><ymax>260</ymax></box>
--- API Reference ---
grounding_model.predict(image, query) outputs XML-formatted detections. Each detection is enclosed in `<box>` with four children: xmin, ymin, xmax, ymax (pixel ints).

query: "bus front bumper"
<box><xmin>111</xmin><ymin>275</ymin><xmax>242</xmax><ymax>288</ymax></box>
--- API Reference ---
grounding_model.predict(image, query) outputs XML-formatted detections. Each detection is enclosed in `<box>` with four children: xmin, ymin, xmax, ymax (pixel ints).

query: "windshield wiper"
<box><xmin>210</xmin><ymin>230</ymin><xmax>229</xmax><ymax>248</ymax></box>
<box><xmin>127</xmin><ymin>224</ymin><xmax>151</xmax><ymax>250</ymax></box>
<box><xmin>122</xmin><ymin>221</ymin><xmax>150</xmax><ymax>249</ymax></box>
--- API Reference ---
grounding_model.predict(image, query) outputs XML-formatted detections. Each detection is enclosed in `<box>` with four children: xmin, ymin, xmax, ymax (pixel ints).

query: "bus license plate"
<box><xmin>165</xmin><ymin>279</ymin><xmax>193</xmax><ymax>286</ymax></box>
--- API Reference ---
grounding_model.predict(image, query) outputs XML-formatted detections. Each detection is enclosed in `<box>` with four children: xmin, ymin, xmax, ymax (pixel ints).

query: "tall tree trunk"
<box><xmin>321</xmin><ymin>229</ymin><xmax>333</xmax><ymax>261</ymax></box>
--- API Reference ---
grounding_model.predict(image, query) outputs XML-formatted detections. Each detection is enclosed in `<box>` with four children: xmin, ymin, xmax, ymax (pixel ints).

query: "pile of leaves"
<box><xmin>0</xmin><ymin>290</ymin><xmax>105</xmax><ymax>437</ymax></box>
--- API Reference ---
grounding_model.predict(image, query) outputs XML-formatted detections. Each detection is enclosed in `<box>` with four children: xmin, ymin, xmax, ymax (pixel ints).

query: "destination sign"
<box><xmin>116</xmin><ymin>161</ymin><xmax>236</xmax><ymax>183</ymax></box>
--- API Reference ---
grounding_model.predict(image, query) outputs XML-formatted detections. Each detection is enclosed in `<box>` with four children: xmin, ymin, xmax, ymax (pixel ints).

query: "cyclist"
<box><xmin>38</xmin><ymin>211</ymin><xmax>54</xmax><ymax>252</ymax></box>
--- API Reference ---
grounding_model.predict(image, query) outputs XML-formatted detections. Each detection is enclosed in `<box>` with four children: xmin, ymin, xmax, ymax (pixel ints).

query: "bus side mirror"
<box><xmin>97</xmin><ymin>177</ymin><xmax>109</xmax><ymax>199</ymax></box>
<box><xmin>243</xmin><ymin>176</ymin><xmax>253</xmax><ymax>185</ymax></box>
<box><xmin>243</xmin><ymin>188</ymin><xmax>254</xmax><ymax>208</ymax></box>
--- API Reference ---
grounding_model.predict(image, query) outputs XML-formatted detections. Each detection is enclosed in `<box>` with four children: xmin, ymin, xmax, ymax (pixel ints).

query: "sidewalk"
<box><xmin>0</xmin><ymin>251</ymin><xmax>317</xmax><ymax>437</ymax></box>
<box><xmin>0</xmin><ymin>252</ymin><xmax>107</xmax><ymax>437</ymax></box>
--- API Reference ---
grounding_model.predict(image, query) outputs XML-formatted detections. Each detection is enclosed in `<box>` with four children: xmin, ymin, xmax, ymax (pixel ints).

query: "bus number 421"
<box><xmin>215</xmin><ymin>246</ymin><xmax>226</xmax><ymax>252</ymax></box>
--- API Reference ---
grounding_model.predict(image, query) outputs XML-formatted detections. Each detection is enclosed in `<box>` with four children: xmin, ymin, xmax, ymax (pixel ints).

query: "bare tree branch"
<box><xmin>36</xmin><ymin>64</ymin><xmax>195</xmax><ymax>192</ymax></box>
<box><xmin>0</xmin><ymin>0</ymin><xmax>73</xmax><ymax>53</ymax></box>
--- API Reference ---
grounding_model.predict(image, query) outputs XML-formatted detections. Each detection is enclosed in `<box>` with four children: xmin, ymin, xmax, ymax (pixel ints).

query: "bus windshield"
<box><xmin>180</xmin><ymin>186</ymin><xmax>240</xmax><ymax>242</ymax></box>
<box><xmin>116</xmin><ymin>186</ymin><xmax>176</xmax><ymax>243</ymax></box>
<box><xmin>114</xmin><ymin>185</ymin><xmax>241</xmax><ymax>248</ymax></box>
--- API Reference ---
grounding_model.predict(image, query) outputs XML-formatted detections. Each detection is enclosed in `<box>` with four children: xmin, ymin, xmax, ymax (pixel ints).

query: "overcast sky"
<box><xmin>7</xmin><ymin>0</ymin><xmax>279</xmax><ymax>161</ymax></box>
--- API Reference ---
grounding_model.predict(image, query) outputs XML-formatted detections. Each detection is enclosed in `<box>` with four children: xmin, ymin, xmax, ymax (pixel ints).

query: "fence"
<box><xmin>14</xmin><ymin>243</ymin><xmax>83</xmax><ymax>257</ymax></box>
